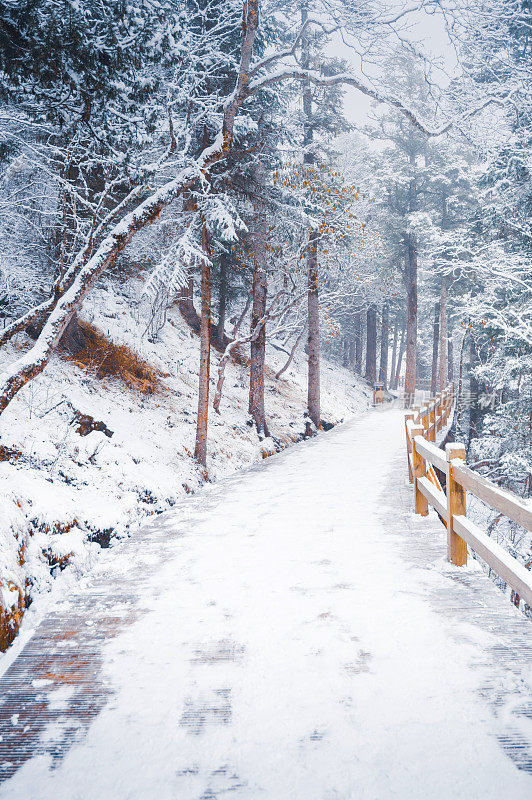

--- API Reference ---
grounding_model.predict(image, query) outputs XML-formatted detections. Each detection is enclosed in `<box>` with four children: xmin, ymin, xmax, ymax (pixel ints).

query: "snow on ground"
<box><xmin>1</xmin><ymin>409</ymin><xmax>530</xmax><ymax>799</ymax></box>
<box><xmin>0</xmin><ymin>279</ymin><xmax>370</xmax><ymax>652</ymax></box>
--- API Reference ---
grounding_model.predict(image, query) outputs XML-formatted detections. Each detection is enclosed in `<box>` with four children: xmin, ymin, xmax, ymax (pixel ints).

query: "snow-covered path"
<box><xmin>1</xmin><ymin>409</ymin><xmax>531</xmax><ymax>799</ymax></box>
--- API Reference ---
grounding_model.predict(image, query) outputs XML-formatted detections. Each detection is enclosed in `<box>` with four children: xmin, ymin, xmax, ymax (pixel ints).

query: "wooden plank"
<box><xmin>414</xmin><ymin>436</ymin><xmax>447</xmax><ymax>472</ymax></box>
<box><xmin>421</xmin><ymin>406</ymin><xmax>430</xmax><ymax>439</ymax></box>
<box><xmin>429</xmin><ymin>401</ymin><xmax>436</xmax><ymax>442</ymax></box>
<box><xmin>446</xmin><ymin>444</ymin><xmax>468</xmax><ymax>566</ymax></box>
<box><xmin>412</xmin><ymin>424</ymin><xmax>428</xmax><ymax>516</ymax></box>
<box><xmin>418</xmin><ymin>477</ymin><xmax>447</xmax><ymax>518</ymax></box>
<box><xmin>452</xmin><ymin>463</ymin><xmax>532</xmax><ymax>532</ymax></box>
<box><xmin>427</xmin><ymin>465</ymin><xmax>443</xmax><ymax>492</ymax></box>
<box><xmin>453</xmin><ymin>515</ymin><xmax>532</xmax><ymax>607</ymax></box>
<box><xmin>436</xmin><ymin>394</ymin><xmax>442</xmax><ymax>433</ymax></box>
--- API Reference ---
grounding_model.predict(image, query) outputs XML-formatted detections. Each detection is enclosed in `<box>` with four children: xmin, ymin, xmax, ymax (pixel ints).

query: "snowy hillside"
<box><xmin>0</xmin><ymin>281</ymin><xmax>371</xmax><ymax>647</ymax></box>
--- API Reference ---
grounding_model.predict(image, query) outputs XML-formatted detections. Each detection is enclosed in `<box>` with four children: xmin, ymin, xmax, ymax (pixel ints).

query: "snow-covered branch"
<box><xmin>248</xmin><ymin>69</ymin><xmax>506</xmax><ymax>137</ymax></box>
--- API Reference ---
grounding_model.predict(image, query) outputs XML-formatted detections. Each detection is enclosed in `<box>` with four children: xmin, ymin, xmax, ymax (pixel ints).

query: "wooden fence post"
<box><xmin>412</xmin><ymin>424</ymin><xmax>428</xmax><ymax>516</ymax></box>
<box><xmin>436</xmin><ymin>393</ymin><xmax>443</xmax><ymax>432</ymax></box>
<box><xmin>446</xmin><ymin>443</ymin><xmax>468</xmax><ymax>566</ymax></box>
<box><xmin>429</xmin><ymin>400</ymin><xmax>436</xmax><ymax>443</ymax></box>
<box><xmin>421</xmin><ymin>405</ymin><xmax>429</xmax><ymax>438</ymax></box>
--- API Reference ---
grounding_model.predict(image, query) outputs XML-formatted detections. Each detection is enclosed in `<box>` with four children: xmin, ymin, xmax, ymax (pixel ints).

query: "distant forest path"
<box><xmin>1</xmin><ymin>409</ymin><xmax>531</xmax><ymax>799</ymax></box>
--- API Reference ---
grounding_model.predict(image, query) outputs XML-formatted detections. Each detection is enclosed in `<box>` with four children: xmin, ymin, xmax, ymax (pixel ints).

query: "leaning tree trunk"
<box><xmin>378</xmin><ymin>303</ymin><xmax>389</xmax><ymax>389</ymax></box>
<box><xmin>439</xmin><ymin>276</ymin><xmax>447</xmax><ymax>393</ymax></box>
<box><xmin>365</xmin><ymin>305</ymin><xmax>377</xmax><ymax>386</ymax></box>
<box><xmin>430</xmin><ymin>301</ymin><xmax>439</xmax><ymax>397</ymax></box>
<box><xmin>248</xmin><ymin>188</ymin><xmax>269</xmax><ymax>436</ymax></box>
<box><xmin>403</xmin><ymin>234</ymin><xmax>418</xmax><ymax>408</ymax></box>
<box><xmin>0</xmin><ymin>0</ymin><xmax>261</xmax><ymax>424</ymax></box>
<box><xmin>393</xmin><ymin>322</ymin><xmax>406</xmax><ymax>390</ymax></box>
<box><xmin>355</xmin><ymin>308</ymin><xmax>364</xmax><ymax>375</ymax></box>
<box><xmin>194</xmin><ymin>223</ymin><xmax>212</xmax><ymax>467</ymax></box>
<box><xmin>217</xmin><ymin>251</ymin><xmax>228</xmax><ymax>344</ymax></box>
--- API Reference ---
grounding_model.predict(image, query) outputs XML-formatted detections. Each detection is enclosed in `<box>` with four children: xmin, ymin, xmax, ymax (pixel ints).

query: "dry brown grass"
<box><xmin>61</xmin><ymin>321</ymin><xmax>167</xmax><ymax>395</ymax></box>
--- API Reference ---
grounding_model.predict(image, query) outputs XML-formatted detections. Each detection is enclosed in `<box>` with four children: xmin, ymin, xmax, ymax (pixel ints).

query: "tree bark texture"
<box><xmin>307</xmin><ymin>233</ymin><xmax>321</xmax><ymax>426</ymax></box>
<box><xmin>0</xmin><ymin>0</ymin><xmax>261</xmax><ymax>420</ymax></box>
<box><xmin>439</xmin><ymin>277</ymin><xmax>447</xmax><ymax>392</ymax></box>
<box><xmin>248</xmin><ymin>191</ymin><xmax>269</xmax><ymax>436</ymax></box>
<box><xmin>60</xmin><ymin>312</ymin><xmax>88</xmax><ymax>355</ymax></box>
<box><xmin>469</xmin><ymin>333</ymin><xmax>481</xmax><ymax>445</ymax></box>
<box><xmin>194</xmin><ymin>223</ymin><xmax>212</xmax><ymax>467</ymax></box>
<box><xmin>355</xmin><ymin>309</ymin><xmax>364</xmax><ymax>375</ymax></box>
<box><xmin>365</xmin><ymin>305</ymin><xmax>377</xmax><ymax>386</ymax></box>
<box><xmin>430</xmin><ymin>301</ymin><xmax>439</xmax><ymax>397</ymax></box>
<box><xmin>379</xmin><ymin>304</ymin><xmax>389</xmax><ymax>388</ymax></box>
<box><xmin>456</xmin><ymin>329</ymin><xmax>468</xmax><ymax>439</ymax></box>
<box><xmin>404</xmin><ymin>234</ymin><xmax>418</xmax><ymax>407</ymax></box>
<box><xmin>342</xmin><ymin>338</ymin><xmax>349</xmax><ymax>367</ymax></box>
<box><xmin>302</xmin><ymin>1</ymin><xmax>321</xmax><ymax>428</ymax></box>
<box><xmin>217</xmin><ymin>252</ymin><xmax>228</xmax><ymax>344</ymax></box>
<box><xmin>389</xmin><ymin>313</ymin><xmax>399</xmax><ymax>390</ymax></box>
<box><xmin>348</xmin><ymin>337</ymin><xmax>355</xmax><ymax>369</ymax></box>
<box><xmin>393</xmin><ymin>323</ymin><xmax>406</xmax><ymax>390</ymax></box>
<box><xmin>447</xmin><ymin>320</ymin><xmax>454</xmax><ymax>384</ymax></box>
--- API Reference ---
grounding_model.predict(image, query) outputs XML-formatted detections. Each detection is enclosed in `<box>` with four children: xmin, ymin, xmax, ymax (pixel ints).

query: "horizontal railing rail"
<box><xmin>404</xmin><ymin>385</ymin><xmax>532</xmax><ymax>608</ymax></box>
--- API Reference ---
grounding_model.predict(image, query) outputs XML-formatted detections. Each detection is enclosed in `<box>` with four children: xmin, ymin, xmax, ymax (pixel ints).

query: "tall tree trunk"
<box><xmin>430</xmin><ymin>301</ymin><xmax>440</xmax><ymax>397</ymax></box>
<box><xmin>0</xmin><ymin>0</ymin><xmax>262</xmax><ymax>421</ymax></box>
<box><xmin>469</xmin><ymin>332</ymin><xmax>481</xmax><ymax>445</ymax></box>
<box><xmin>365</xmin><ymin>305</ymin><xmax>377</xmax><ymax>385</ymax></box>
<box><xmin>404</xmin><ymin>234</ymin><xmax>418</xmax><ymax>407</ymax></box>
<box><xmin>348</xmin><ymin>337</ymin><xmax>355</xmax><ymax>369</ymax></box>
<box><xmin>343</xmin><ymin>337</ymin><xmax>350</xmax><ymax>367</ymax></box>
<box><xmin>447</xmin><ymin>321</ymin><xmax>454</xmax><ymax>384</ymax></box>
<box><xmin>177</xmin><ymin>271</ymin><xmax>195</xmax><ymax>316</ymax></box>
<box><xmin>177</xmin><ymin>194</ymin><xmax>198</xmax><ymax>324</ymax></box>
<box><xmin>355</xmin><ymin>309</ymin><xmax>364</xmax><ymax>375</ymax></box>
<box><xmin>439</xmin><ymin>277</ymin><xmax>447</xmax><ymax>392</ymax></box>
<box><xmin>393</xmin><ymin>323</ymin><xmax>406</xmax><ymax>390</ymax></box>
<box><xmin>307</xmin><ymin>236</ymin><xmax>321</xmax><ymax>426</ymax></box>
<box><xmin>194</xmin><ymin>223</ymin><xmax>212</xmax><ymax>467</ymax></box>
<box><xmin>456</xmin><ymin>329</ymin><xmax>468</xmax><ymax>440</ymax></box>
<box><xmin>216</xmin><ymin>252</ymin><xmax>228</xmax><ymax>344</ymax></box>
<box><xmin>389</xmin><ymin>312</ymin><xmax>399</xmax><ymax>390</ymax></box>
<box><xmin>378</xmin><ymin>304</ymin><xmax>389</xmax><ymax>389</ymax></box>
<box><xmin>302</xmin><ymin>1</ymin><xmax>321</xmax><ymax>428</ymax></box>
<box><xmin>248</xmin><ymin>187</ymin><xmax>269</xmax><ymax>436</ymax></box>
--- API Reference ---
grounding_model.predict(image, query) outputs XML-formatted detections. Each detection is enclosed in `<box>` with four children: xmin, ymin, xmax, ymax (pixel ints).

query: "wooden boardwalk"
<box><xmin>0</xmin><ymin>409</ymin><xmax>531</xmax><ymax>798</ymax></box>
<box><xmin>0</xmin><ymin>502</ymin><xmax>185</xmax><ymax>784</ymax></box>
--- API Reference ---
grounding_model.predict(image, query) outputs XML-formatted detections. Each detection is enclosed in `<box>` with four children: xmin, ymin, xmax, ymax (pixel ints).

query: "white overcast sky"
<box><xmin>331</xmin><ymin>5</ymin><xmax>459</xmax><ymax>127</ymax></box>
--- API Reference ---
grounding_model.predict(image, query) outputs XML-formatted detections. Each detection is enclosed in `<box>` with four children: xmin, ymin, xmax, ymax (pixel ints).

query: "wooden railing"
<box><xmin>404</xmin><ymin>385</ymin><xmax>532</xmax><ymax>608</ymax></box>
